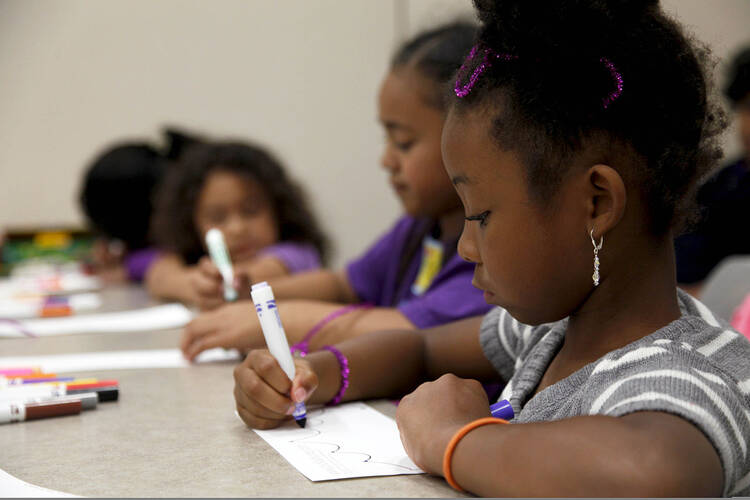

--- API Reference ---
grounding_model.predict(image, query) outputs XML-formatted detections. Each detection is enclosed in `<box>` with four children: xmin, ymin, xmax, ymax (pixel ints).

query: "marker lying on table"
<box><xmin>205</xmin><ymin>228</ymin><xmax>238</xmax><ymax>302</ymax></box>
<box><xmin>251</xmin><ymin>281</ymin><xmax>306</xmax><ymax>428</ymax></box>
<box><xmin>0</xmin><ymin>368</ymin><xmax>40</xmax><ymax>377</ymax></box>
<box><xmin>0</xmin><ymin>399</ymin><xmax>82</xmax><ymax>424</ymax></box>
<box><xmin>1</xmin><ymin>392</ymin><xmax>98</xmax><ymax>411</ymax></box>
<box><xmin>0</xmin><ymin>380</ymin><xmax>119</xmax><ymax>403</ymax></box>
<box><xmin>490</xmin><ymin>399</ymin><xmax>514</xmax><ymax>420</ymax></box>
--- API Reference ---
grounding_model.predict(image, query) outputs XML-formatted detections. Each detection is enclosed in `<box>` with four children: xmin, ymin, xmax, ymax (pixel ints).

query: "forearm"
<box><xmin>450</xmin><ymin>413</ymin><xmax>722</xmax><ymax>497</ymax></box>
<box><xmin>236</xmin><ymin>256</ymin><xmax>289</xmax><ymax>282</ymax></box>
<box><xmin>267</xmin><ymin>270</ymin><xmax>358</xmax><ymax>303</ymax></box>
<box><xmin>305</xmin><ymin>328</ymin><xmax>428</xmax><ymax>404</ymax></box>
<box><xmin>145</xmin><ymin>256</ymin><xmax>194</xmax><ymax>303</ymax></box>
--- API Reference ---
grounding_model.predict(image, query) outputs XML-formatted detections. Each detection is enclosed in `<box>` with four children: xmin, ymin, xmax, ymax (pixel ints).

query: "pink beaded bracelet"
<box><xmin>291</xmin><ymin>303</ymin><xmax>373</xmax><ymax>357</ymax></box>
<box><xmin>321</xmin><ymin>345</ymin><xmax>349</xmax><ymax>406</ymax></box>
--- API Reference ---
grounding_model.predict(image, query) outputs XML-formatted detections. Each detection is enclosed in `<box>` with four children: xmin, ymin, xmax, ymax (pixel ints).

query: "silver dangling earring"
<box><xmin>590</xmin><ymin>228</ymin><xmax>604</xmax><ymax>286</ymax></box>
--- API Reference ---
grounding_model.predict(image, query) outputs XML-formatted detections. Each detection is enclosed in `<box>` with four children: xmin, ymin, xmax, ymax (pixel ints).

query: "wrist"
<box><xmin>304</xmin><ymin>350</ymin><xmax>340</xmax><ymax>405</ymax></box>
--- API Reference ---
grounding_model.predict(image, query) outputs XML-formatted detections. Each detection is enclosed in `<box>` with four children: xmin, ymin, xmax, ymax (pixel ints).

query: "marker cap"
<box><xmin>489</xmin><ymin>399</ymin><xmax>514</xmax><ymax>421</ymax></box>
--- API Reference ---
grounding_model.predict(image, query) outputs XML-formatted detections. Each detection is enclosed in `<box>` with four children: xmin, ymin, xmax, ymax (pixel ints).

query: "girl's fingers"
<box><xmin>246</xmin><ymin>350</ymin><xmax>293</xmax><ymax>396</ymax></box>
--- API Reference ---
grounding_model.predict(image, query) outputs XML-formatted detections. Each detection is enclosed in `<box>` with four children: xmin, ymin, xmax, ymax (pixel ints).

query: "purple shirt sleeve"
<box><xmin>397</xmin><ymin>253</ymin><xmax>492</xmax><ymax>329</ymax></box>
<box><xmin>258</xmin><ymin>242</ymin><xmax>321</xmax><ymax>274</ymax></box>
<box><xmin>123</xmin><ymin>247</ymin><xmax>160</xmax><ymax>282</ymax></box>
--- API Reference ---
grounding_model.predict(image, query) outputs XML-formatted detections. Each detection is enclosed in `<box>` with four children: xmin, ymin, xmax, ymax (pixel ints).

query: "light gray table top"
<box><xmin>0</xmin><ymin>285</ymin><xmax>463</xmax><ymax>497</ymax></box>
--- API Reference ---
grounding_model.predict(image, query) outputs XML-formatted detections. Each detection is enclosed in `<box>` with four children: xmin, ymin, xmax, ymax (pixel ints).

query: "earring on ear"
<box><xmin>590</xmin><ymin>228</ymin><xmax>604</xmax><ymax>286</ymax></box>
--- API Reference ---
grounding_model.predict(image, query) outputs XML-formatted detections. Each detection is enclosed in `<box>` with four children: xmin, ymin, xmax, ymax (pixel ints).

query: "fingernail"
<box><xmin>286</xmin><ymin>404</ymin><xmax>295</xmax><ymax>415</ymax></box>
<box><xmin>293</xmin><ymin>387</ymin><xmax>307</xmax><ymax>402</ymax></box>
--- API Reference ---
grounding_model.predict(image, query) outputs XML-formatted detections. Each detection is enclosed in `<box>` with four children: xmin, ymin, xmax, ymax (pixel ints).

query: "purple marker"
<box><xmin>490</xmin><ymin>399</ymin><xmax>514</xmax><ymax>421</ymax></box>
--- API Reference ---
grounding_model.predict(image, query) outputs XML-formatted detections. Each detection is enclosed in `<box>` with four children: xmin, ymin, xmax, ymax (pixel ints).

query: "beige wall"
<box><xmin>0</xmin><ymin>0</ymin><xmax>402</xmax><ymax>266</ymax></box>
<box><xmin>1</xmin><ymin>0</ymin><xmax>749</xmax><ymax>266</ymax></box>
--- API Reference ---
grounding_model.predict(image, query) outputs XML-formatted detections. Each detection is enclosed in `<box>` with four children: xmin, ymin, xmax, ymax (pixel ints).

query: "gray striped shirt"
<box><xmin>480</xmin><ymin>289</ymin><xmax>750</xmax><ymax>496</ymax></box>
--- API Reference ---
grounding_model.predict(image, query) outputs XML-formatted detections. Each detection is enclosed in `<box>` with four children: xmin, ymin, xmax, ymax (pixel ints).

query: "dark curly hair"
<box><xmin>151</xmin><ymin>141</ymin><xmax>329</xmax><ymax>266</ymax></box>
<box><xmin>80</xmin><ymin>143</ymin><xmax>166</xmax><ymax>250</ymax></box>
<box><xmin>392</xmin><ymin>21</ymin><xmax>479</xmax><ymax>110</ymax></box>
<box><xmin>453</xmin><ymin>0</ymin><xmax>726</xmax><ymax>234</ymax></box>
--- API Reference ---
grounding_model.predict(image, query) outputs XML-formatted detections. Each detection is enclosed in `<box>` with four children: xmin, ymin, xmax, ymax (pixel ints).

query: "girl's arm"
<box><xmin>265</xmin><ymin>270</ymin><xmax>359</xmax><ymax>303</ymax></box>
<box><xmin>447</xmin><ymin>411</ymin><xmax>722</xmax><ymax>497</ymax></box>
<box><xmin>145</xmin><ymin>253</ymin><xmax>223</xmax><ymax>309</ymax></box>
<box><xmin>232</xmin><ymin>315</ymin><xmax>497</xmax><ymax>427</ymax></box>
<box><xmin>181</xmin><ymin>298</ymin><xmax>417</xmax><ymax>360</ymax></box>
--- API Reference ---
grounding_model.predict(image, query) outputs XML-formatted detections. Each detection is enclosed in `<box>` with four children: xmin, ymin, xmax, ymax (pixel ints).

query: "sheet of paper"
<box><xmin>0</xmin><ymin>303</ymin><xmax>193</xmax><ymax>338</ymax></box>
<box><xmin>254</xmin><ymin>402</ymin><xmax>423</xmax><ymax>481</ymax></box>
<box><xmin>0</xmin><ymin>347</ymin><xmax>240</xmax><ymax>373</ymax></box>
<box><xmin>0</xmin><ymin>467</ymin><xmax>79</xmax><ymax>497</ymax></box>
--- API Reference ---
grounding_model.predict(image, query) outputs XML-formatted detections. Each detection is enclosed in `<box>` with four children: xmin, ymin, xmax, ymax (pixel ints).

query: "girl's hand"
<box><xmin>396</xmin><ymin>374</ymin><xmax>491</xmax><ymax>475</ymax></box>
<box><xmin>181</xmin><ymin>301</ymin><xmax>261</xmax><ymax>360</ymax></box>
<box><xmin>234</xmin><ymin>349</ymin><xmax>318</xmax><ymax>429</ymax></box>
<box><xmin>188</xmin><ymin>257</ymin><xmax>224</xmax><ymax>310</ymax></box>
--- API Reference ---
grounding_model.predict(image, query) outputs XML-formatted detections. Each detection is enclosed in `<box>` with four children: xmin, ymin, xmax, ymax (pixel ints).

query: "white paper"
<box><xmin>254</xmin><ymin>402</ymin><xmax>423</xmax><ymax>481</ymax></box>
<box><xmin>0</xmin><ymin>467</ymin><xmax>79</xmax><ymax>497</ymax></box>
<box><xmin>0</xmin><ymin>347</ymin><xmax>240</xmax><ymax>373</ymax></box>
<box><xmin>0</xmin><ymin>303</ymin><xmax>192</xmax><ymax>337</ymax></box>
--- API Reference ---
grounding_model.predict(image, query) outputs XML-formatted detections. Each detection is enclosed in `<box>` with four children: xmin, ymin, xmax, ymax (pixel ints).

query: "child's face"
<box><xmin>442</xmin><ymin>108</ymin><xmax>593</xmax><ymax>325</ymax></box>
<box><xmin>194</xmin><ymin>170</ymin><xmax>279</xmax><ymax>262</ymax></box>
<box><xmin>377</xmin><ymin>68</ymin><xmax>461</xmax><ymax>218</ymax></box>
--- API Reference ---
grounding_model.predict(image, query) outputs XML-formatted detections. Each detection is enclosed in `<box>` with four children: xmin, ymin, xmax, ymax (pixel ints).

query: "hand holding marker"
<box><xmin>251</xmin><ymin>281</ymin><xmax>307</xmax><ymax>428</ymax></box>
<box><xmin>205</xmin><ymin>228</ymin><xmax>238</xmax><ymax>302</ymax></box>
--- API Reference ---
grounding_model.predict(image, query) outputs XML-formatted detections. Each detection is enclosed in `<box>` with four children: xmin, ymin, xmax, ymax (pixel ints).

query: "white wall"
<box><xmin>0</xmin><ymin>0</ymin><xmax>402</xmax><ymax>266</ymax></box>
<box><xmin>1</xmin><ymin>0</ymin><xmax>749</xmax><ymax>267</ymax></box>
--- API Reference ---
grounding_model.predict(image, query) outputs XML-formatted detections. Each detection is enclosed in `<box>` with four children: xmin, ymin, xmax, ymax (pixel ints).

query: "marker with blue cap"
<box><xmin>251</xmin><ymin>281</ymin><xmax>307</xmax><ymax>428</ymax></box>
<box><xmin>490</xmin><ymin>399</ymin><xmax>514</xmax><ymax>420</ymax></box>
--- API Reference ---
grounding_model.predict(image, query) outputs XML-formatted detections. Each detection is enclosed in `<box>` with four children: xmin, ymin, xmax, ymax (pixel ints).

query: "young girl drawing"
<box><xmin>180</xmin><ymin>22</ymin><xmax>492</xmax><ymax>360</ymax></box>
<box><xmin>233</xmin><ymin>1</ymin><xmax>750</xmax><ymax>496</ymax></box>
<box><xmin>147</xmin><ymin>141</ymin><xmax>328</xmax><ymax>309</ymax></box>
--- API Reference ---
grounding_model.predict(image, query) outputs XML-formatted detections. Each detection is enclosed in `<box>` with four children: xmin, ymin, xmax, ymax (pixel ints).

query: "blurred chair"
<box><xmin>699</xmin><ymin>256</ymin><xmax>750</xmax><ymax>322</ymax></box>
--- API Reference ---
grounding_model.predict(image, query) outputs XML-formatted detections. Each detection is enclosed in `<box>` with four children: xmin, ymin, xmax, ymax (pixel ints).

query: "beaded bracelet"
<box><xmin>320</xmin><ymin>345</ymin><xmax>349</xmax><ymax>406</ymax></box>
<box><xmin>291</xmin><ymin>303</ymin><xmax>373</xmax><ymax>356</ymax></box>
<box><xmin>442</xmin><ymin>417</ymin><xmax>508</xmax><ymax>491</ymax></box>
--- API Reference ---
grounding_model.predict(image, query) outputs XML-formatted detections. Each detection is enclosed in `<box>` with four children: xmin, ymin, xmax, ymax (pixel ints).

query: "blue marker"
<box><xmin>490</xmin><ymin>399</ymin><xmax>514</xmax><ymax>420</ymax></box>
<box><xmin>250</xmin><ymin>281</ymin><xmax>306</xmax><ymax>428</ymax></box>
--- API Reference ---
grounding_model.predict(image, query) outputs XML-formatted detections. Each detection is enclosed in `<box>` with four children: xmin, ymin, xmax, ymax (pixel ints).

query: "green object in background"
<box><xmin>1</xmin><ymin>228</ymin><xmax>95</xmax><ymax>276</ymax></box>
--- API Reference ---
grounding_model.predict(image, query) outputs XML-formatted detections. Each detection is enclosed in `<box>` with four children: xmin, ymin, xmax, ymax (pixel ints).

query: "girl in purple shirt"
<box><xmin>147</xmin><ymin>141</ymin><xmax>328</xmax><ymax>310</ymax></box>
<box><xmin>182</xmin><ymin>22</ymin><xmax>491</xmax><ymax>361</ymax></box>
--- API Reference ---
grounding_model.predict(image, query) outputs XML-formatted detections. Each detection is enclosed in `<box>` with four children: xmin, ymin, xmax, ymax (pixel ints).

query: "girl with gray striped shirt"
<box><xmin>232</xmin><ymin>0</ymin><xmax>750</xmax><ymax>495</ymax></box>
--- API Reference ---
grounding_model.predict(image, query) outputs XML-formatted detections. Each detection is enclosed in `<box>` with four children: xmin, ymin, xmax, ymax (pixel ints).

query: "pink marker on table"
<box><xmin>0</xmin><ymin>368</ymin><xmax>39</xmax><ymax>377</ymax></box>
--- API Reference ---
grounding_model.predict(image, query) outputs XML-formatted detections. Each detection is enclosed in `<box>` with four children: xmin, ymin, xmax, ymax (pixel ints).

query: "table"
<box><xmin>0</xmin><ymin>285</ymin><xmax>463</xmax><ymax>497</ymax></box>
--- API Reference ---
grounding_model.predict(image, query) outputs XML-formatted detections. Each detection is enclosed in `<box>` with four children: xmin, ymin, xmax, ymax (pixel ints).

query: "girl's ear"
<box><xmin>586</xmin><ymin>164</ymin><xmax>626</xmax><ymax>239</ymax></box>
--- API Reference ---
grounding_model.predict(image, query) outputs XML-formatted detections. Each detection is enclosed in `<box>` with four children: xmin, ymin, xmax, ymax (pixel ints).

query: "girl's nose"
<box><xmin>380</xmin><ymin>146</ymin><xmax>399</xmax><ymax>173</ymax></box>
<box><xmin>457</xmin><ymin>222</ymin><xmax>480</xmax><ymax>264</ymax></box>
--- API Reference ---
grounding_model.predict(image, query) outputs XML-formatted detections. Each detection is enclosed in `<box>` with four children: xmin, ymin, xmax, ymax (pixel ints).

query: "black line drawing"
<box><xmin>284</xmin><ymin>408</ymin><xmax>421</xmax><ymax>472</ymax></box>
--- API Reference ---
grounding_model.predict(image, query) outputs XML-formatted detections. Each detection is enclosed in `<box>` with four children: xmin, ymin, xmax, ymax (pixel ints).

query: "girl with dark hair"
<box><xmin>146</xmin><ymin>141</ymin><xmax>329</xmax><ymax>309</ymax></box>
<box><xmin>233</xmin><ymin>1</ymin><xmax>750</xmax><ymax>496</ymax></box>
<box><xmin>181</xmin><ymin>21</ymin><xmax>491</xmax><ymax>360</ymax></box>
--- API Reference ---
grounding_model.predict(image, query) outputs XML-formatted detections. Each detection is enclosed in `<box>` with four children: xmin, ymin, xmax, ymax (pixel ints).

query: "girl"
<box><xmin>232</xmin><ymin>0</ymin><xmax>750</xmax><ymax>496</ymax></box>
<box><xmin>181</xmin><ymin>22</ymin><xmax>492</xmax><ymax>360</ymax></box>
<box><xmin>147</xmin><ymin>141</ymin><xmax>328</xmax><ymax>309</ymax></box>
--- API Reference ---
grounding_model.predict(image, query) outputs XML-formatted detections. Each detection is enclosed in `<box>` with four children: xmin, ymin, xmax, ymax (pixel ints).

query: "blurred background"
<box><xmin>1</xmin><ymin>0</ymin><xmax>749</xmax><ymax>267</ymax></box>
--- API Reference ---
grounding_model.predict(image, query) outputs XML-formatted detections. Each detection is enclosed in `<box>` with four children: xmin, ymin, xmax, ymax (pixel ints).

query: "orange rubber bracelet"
<box><xmin>442</xmin><ymin>417</ymin><xmax>508</xmax><ymax>492</ymax></box>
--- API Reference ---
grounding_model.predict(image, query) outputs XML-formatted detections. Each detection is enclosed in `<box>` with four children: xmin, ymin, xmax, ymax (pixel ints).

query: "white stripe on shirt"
<box><xmin>590</xmin><ymin>347</ymin><xmax>668</xmax><ymax>376</ymax></box>
<box><xmin>590</xmin><ymin>369</ymin><xmax>747</xmax><ymax>457</ymax></box>
<box><xmin>696</xmin><ymin>330</ymin><xmax>738</xmax><ymax>357</ymax></box>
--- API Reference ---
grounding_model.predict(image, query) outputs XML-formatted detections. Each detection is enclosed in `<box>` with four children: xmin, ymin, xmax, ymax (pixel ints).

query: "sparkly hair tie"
<box><xmin>600</xmin><ymin>57</ymin><xmax>623</xmax><ymax>109</ymax></box>
<box><xmin>454</xmin><ymin>44</ymin><xmax>517</xmax><ymax>98</ymax></box>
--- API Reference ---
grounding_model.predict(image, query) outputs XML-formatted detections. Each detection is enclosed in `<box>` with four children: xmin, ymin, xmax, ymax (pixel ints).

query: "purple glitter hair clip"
<box><xmin>600</xmin><ymin>57</ymin><xmax>624</xmax><ymax>109</ymax></box>
<box><xmin>454</xmin><ymin>44</ymin><xmax>517</xmax><ymax>98</ymax></box>
<box><xmin>454</xmin><ymin>45</ymin><xmax>624</xmax><ymax>110</ymax></box>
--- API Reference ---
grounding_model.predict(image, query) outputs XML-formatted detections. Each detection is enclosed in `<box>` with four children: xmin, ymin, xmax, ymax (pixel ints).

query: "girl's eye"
<box><xmin>394</xmin><ymin>140</ymin><xmax>414</xmax><ymax>152</ymax></box>
<box><xmin>465</xmin><ymin>210</ymin><xmax>490</xmax><ymax>227</ymax></box>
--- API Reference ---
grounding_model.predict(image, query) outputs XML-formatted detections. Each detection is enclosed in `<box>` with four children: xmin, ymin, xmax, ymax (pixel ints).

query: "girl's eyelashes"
<box><xmin>394</xmin><ymin>140</ymin><xmax>414</xmax><ymax>152</ymax></box>
<box><xmin>465</xmin><ymin>210</ymin><xmax>490</xmax><ymax>227</ymax></box>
